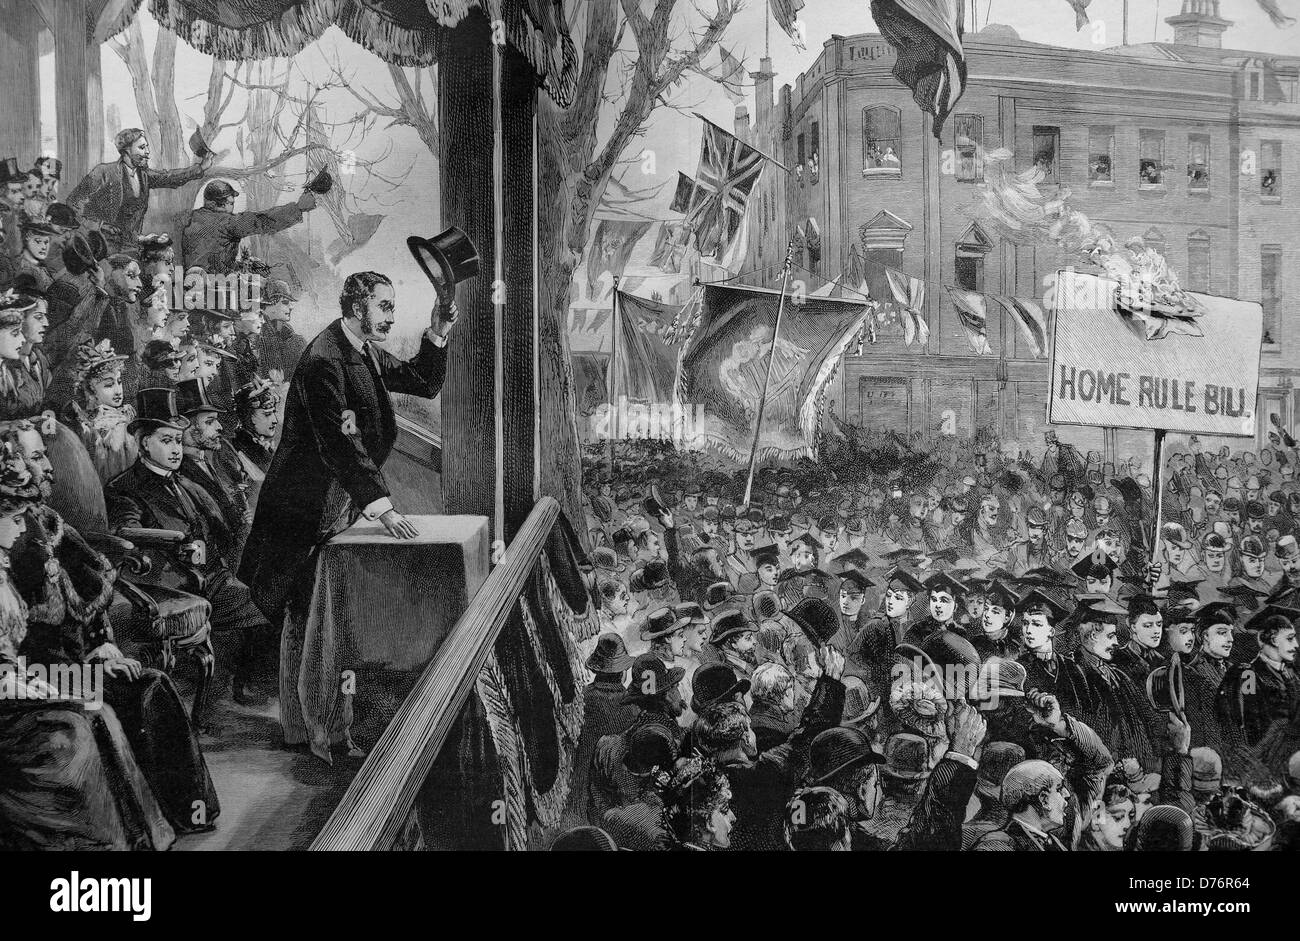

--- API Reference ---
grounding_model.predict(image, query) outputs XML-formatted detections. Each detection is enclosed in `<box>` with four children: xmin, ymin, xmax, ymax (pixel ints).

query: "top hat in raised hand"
<box><xmin>407</xmin><ymin>226</ymin><xmax>479</xmax><ymax>297</ymax></box>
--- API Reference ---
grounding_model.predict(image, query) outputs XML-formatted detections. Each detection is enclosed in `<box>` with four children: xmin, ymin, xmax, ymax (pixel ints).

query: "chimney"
<box><xmin>1165</xmin><ymin>0</ymin><xmax>1232</xmax><ymax>48</ymax></box>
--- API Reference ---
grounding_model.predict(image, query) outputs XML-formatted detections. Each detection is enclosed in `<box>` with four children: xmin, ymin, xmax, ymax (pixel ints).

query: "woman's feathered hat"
<box><xmin>71</xmin><ymin>338</ymin><xmax>128</xmax><ymax>386</ymax></box>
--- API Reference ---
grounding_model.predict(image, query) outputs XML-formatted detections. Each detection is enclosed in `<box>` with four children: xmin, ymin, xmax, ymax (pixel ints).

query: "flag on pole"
<box><xmin>947</xmin><ymin>287</ymin><xmax>993</xmax><ymax>354</ymax></box>
<box><xmin>685</xmin><ymin>120</ymin><xmax>766</xmax><ymax>261</ymax></box>
<box><xmin>612</xmin><ymin>291</ymin><xmax>686</xmax><ymax>404</ymax></box>
<box><xmin>669</xmin><ymin>172</ymin><xmax>701</xmax><ymax>214</ymax></box>
<box><xmin>770</xmin><ymin>0</ymin><xmax>807</xmax><ymax>49</ymax></box>
<box><xmin>586</xmin><ymin>219</ymin><xmax>653</xmax><ymax>301</ymax></box>
<box><xmin>870</xmin><ymin>0</ymin><xmax>967</xmax><ymax>137</ymax></box>
<box><xmin>718</xmin><ymin>47</ymin><xmax>747</xmax><ymax>104</ymax></box>
<box><xmin>678</xmin><ymin>284</ymin><xmax>872</xmax><ymax>459</ymax></box>
<box><xmin>991</xmin><ymin>294</ymin><xmax>1049</xmax><ymax>359</ymax></box>
<box><xmin>885</xmin><ymin>267</ymin><xmax>930</xmax><ymax>346</ymax></box>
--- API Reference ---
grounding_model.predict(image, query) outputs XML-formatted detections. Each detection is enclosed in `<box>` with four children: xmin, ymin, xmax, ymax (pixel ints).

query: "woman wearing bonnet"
<box><xmin>64</xmin><ymin>338</ymin><xmax>138</xmax><ymax>484</ymax></box>
<box><xmin>0</xmin><ymin>443</ymin><xmax>174</xmax><ymax>850</ymax></box>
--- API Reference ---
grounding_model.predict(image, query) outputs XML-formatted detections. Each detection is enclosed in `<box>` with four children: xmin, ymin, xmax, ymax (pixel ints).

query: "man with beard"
<box><xmin>6</xmin><ymin>419</ymin><xmax>220</xmax><ymax>834</ymax></box>
<box><xmin>1016</xmin><ymin>589</ymin><xmax>1091</xmax><ymax>719</ymax></box>
<box><xmin>65</xmin><ymin>129</ymin><xmax>211</xmax><ymax>255</ymax></box>
<box><xmin>1112</xmin><ymin>595</ymin><xmax>1166</xmax><ymax>686</ymax></box>
<box><xmin>1054</xmin><ymin>517</ymin><xmax>1090</xmax><ymax>573</ymax></box>
<box><xmin>175</xmin><ymin>379</ymin><xmax>251</xmax><ymax>571</ymax></box>
<box><xmin>1270</xmin><ymin>535</ymin><xmax>1300</xmax><ymax>606</ymax></box>
<box><xmin>858</xmin><ymin>567</ymin><xmax>924</xmax><ymax>697</ymax></box>
<box><xmin>1072</xmin><ymin>595</ymin><xmax>1162</xmax><ymax>772</ymax></box>
<box><xmin>92</xmin><ymin>254</ymin><xmax>143</xmax><ymax>360</ymax></box>
<box><xmin>972</xmin><ymin>581</ymin><xmax>1023</xmax><ymax>661</ymax></box>
<box><xmin>970</xmin><ymin>493</ymin><xmax>1006</xmax><ymax>565</ymax></box>
<box><xmin>182</xmin><ymin>180</ymin><xmax>316</xmax><ymax>275</ymax></box>
<box><xmin>587</xmin><ymin>653</ymin><xmax>685</xmax><ymax>824</ymax></box>
<box><xmin>708</xmin><ymin>609</ymin><xmax>762</xmax><ymax>679</ymax></box>
<box><xmin>240</xmin><ymin>271</ymin><xmax>456</xmax><ymax>625</ymax></box>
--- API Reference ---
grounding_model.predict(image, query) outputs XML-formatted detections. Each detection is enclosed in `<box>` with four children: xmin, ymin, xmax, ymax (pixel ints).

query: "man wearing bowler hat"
<box><xmin>561</xmin><ymin>633</ymin><xmax>637</xmax><ymax>831</ymax></box>
<box><xmin>241</xmin><ymin>245</ymin><xmax>467</xmax><ymax>624</ymax></box>
<box><xmin>65</xmin><ymin>129</ymin><xmax>212</xmax><ymax>255</ymax></box>
<box><xmin>256</xmin><ymin>278</ymin><xmax>307</xmax><ymax>384</ymax></box>
<box><xmin>181</xmin><ymin>179</ymin><xmax>317</xmax><ymax>274</ymax></box>
<box><xmin>105</xmin><ymin>387</ymin><xmax>272</xmax><ymax>702</ymax></box>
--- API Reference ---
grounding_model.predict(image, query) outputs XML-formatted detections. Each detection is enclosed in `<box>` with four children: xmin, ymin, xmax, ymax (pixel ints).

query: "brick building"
<box><xmin>740</xmin><ymin>1</ymin><xmax>1300</xmax><ymax>467</ymax></box>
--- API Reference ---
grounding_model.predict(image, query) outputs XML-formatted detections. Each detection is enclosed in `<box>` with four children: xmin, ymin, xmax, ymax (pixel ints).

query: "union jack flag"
<box><xmin>685</xmin><ymin>120</ymin><xmax>765</xmax><ymax>260</ymax></box>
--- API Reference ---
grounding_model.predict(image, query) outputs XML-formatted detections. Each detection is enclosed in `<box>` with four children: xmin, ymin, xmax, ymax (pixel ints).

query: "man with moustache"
<box><xmin>65</xmin><ymin>129</ymin><xmax>212</xmax><ymax>255</ymax></box>
<box><xmin>240</xmin><ymin>271</ymin><xmax>457</xmax><ymax>624</ymax></box>
<box><xmin>1221</xmin><ymin>613</ymin><xmax>1299</xmax><ymax>748</ymax></box>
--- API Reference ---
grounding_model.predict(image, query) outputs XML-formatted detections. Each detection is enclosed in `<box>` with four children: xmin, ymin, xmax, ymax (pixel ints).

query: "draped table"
<box><xmin>279</xmin><ymin>515</ymin><xmax>491</xmax><ymax>763</ymax></box>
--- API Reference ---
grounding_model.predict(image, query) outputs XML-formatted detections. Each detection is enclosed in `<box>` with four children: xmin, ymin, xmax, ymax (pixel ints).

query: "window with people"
<box><xmin>862</xmin><ymin>106</ymin><xmax>902</xmax><ymax>175</ymax></box>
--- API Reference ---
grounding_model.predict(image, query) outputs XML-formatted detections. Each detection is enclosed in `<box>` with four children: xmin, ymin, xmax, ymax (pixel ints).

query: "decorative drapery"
<box><xmin>91</xmin><ymin>0</ymin><xmax>578</xmax><ymax>105</ymax></box>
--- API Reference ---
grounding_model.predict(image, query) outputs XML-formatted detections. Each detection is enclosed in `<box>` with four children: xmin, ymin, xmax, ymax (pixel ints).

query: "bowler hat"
<box><xmin>624</xmin><ymin>725</ymin><xmax>676</xmax><ymax>774</ymax></box>
<box><xmin>976</xmin><ymin>741</ymin><xmax>1027</xmax><ymax>799</ymax></box>
<box><xmin>897</xmin><ymin>631</ymin><xmax>981</xmax><ymax>699</ymax></box>
<box><xmin>624</xmin><ymin>654</ymin><xmax>684</xmax><ymax>704</ymax></box>
<box><xmin>630</xmin><ymin>560</ymin><xmax>670</xmax><ymax>592</ymax></box>
<box><xmin>975</xmin><ymin>657</ymin><xmax>1027</xmax><ymax>704</ymax></box>
<box><xmin>807</xmin><ymin>727</ymin><xmax>885</xmax><ymax>785</ymax></box>
<box><xmin>702</xmin><ymin>581</ymin><xmax>734</xmax><ymax>611</ymax></box>
<box><xmin>787</xmin><ymin>597</ymin><xmax>839</xmax><ymax>647</ymax></box>
<box><xmin>691</xmin><ymin>662</ymin><xmax>750</xmax><ymax>713</ymax></box>
<box><xmin>639</xmin><ymin>607</ymin><xmax>689</xmax><ymax>641</ymax></box>
<box><xmin>709</xmin><ymin>609</ymin><xmax>754</xmax><ymax>646</ymax></box>
<box><xmin>1276</xmin><ymin>535</ymin><xmax>1300</xmax><ymax>561</ymax></box>
<box><xmin>46</xmin><ymin>203</ymin><xmax>80</xmax><ymax>229</ymax></box>
<box><xmin>175</xmin><ymin>378</ymin><xmax>229</xmax><ymax>416</ymax></box>
<box><xmin>128</xmin><ymin>387</ymin><xmax>190</xmax><ymax>434</ymax></box>
<box><xmin>586</xmin><ymin>633</ymin><xmax>634</xmax><ymax>673</ymax></box>
<box><xmin>407</xmin><ymin>226</ymin><xmax>479</xmax><ymax>293</ymax></box>
<box><xmin>882</xmin><ymin>733</ymin><xmax>932</xmax><ymax>780</ymax></box>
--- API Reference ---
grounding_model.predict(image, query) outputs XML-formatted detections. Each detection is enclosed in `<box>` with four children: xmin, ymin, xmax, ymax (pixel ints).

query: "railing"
<box><xmin>310</xmin><ymin>496</ymin><xmax>560</xmax><ymax>851</ymax></box>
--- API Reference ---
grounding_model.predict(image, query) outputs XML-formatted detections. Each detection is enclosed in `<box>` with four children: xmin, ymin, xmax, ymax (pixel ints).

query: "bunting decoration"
<box><xmin>947</xmin><ymin>287</ymin><xmax>993</xmax><ymax>355</ymax></box>
<box><xmin>991</xmin><ymin>294</ymin><xmax>1048</xmax><ymax>359</ymax></box>
<box><xmin>678</xmin><ymin>284</ymin><xmax>872</xmax><ymax>459</ymax></box>
<box><xmin>885</xmin><ymin>267</ymin><xmax>930</xmax><ymax>346</ymax></box>
<box><xmin>586</xmin><ymin>219</ymin><xmax>652</xmax><ymax>301</ymax></box>
<box><xmin>669</xmin><ymin>172</ymin><xmax>701</xmax><ymax>214</ymax></box>
<box><xmin>717</xmin><ymin>47</ymin><xmax>747</xmax><ymax>104</ymax></box>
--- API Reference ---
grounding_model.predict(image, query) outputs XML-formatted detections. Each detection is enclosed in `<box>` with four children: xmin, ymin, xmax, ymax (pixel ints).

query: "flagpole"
<box><xmin>610</xmin><ymin>277</ymin><xmax>620</xmax><ymax>477</ymax></box>
<box><xmin>742</xmin><ymin>237</ymin><xmax>795</xmax><ymax>508</ymax></box>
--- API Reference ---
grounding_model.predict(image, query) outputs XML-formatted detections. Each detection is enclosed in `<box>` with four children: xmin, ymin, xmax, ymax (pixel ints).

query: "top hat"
<box><xmin>87</xmin><ymin>229</ymin><xmax>110</xmax><ymax>261</ymax></box>
<box><xmin>0</xmin><ymin>157</ymin><xmax>21</xmax><ymax>186</ymax></box>
<box><xmin>787</xmin><ymin>598</ymin><xmax>839</xmax><ymax>647</ymax></box>
<box><xmin>807</xmin><ymin>726</ymin><xmax>886</xmax><ymax>785</ymax></box>
<box><xmin>641</xmin><ymin>484</ymin><xmax>668</xmax><ymax>519</ymax></box>
<box><xmin>61</xmin><ymin>233</ymin><xmax>98</xmax><ymax>275</ymax></box>
<box><xmin>407</xmin><ymin>226</ymin><xmax>479</xmax><ymax>295</ymax></box>
<box><xmin>585</xmin><ymin>633</ymin><xmax>634</xmax><ymax>673</ymax></box>
<box><xmin>691</xmin><ymin>662</ymin><xmax>750</xmax><ymax>713</ymax></box>
<box><xmin>188</xmin><ymin>129</ymin><xmax>213</xmax><ymax>159</ymax></box>
<box><xmin>304</xmin><ymin>168</ymin><xmax>333</xmax><ymax>195</ymax></box>
<box><xmin>128</xmin><ymin>387</ymin><xmax>191</xmax><ymax>434</ymax></box>
<box><xmin>1146</xmin><ymin>652</ymin><xmax>1186</xmax><ymax>720</ymax></box>
<box><xmin>175</xmin><ymin>378</ymin><xmax>229</xmax><ymax>416</ymax></box>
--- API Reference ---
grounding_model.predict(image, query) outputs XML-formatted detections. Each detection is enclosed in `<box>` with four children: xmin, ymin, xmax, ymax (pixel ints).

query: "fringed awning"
<box><xmin>92</xmin><ymin>0</ymin><xmax>577</xmax><ymax>106</ymax></box>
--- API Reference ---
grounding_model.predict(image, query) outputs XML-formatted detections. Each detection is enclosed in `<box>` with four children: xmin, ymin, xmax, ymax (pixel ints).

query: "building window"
<box><xmin>1187</xmin><ymin>231</ymin><xmax>1210</xmax><ymax>292</ymax></box>
<box><xmin>955</xmin><ymin>223</ymin><xmax>992</xmax><ymax>292</ymax></box>
<box><xmin>796</xmin><ymin>132</ymin><xmax>806</xmax><ymax>185</ymax></box>
<box><xmin>1249</xmin><ymin>71</ymin><xmax>1260</xmax><ymax>100</ymax></box>
<box><xmin>863</xmin><ymin>106</ymin><xmax>902</xmax><ymax>175</ymax></box>
<box><xmin>809</xmin><ymin>122</ymin><xmax>820</xmax><ymax>184</ymax></box>
<box><xmin>1262</xmin><ymin>245</ymin><xmax>1281</xmax><ymax>343</ymax></box>
<box><xmin>1261</xmin><ymin>140</ymin><xmax>1281</xmax><ymax>197</ymax></box>
<box><xmin>954</xmin><ymin>114</ymin><xmax>983</xmax><ymax>182</ymax></box>
<box><xmin>1139</xmin><ymin>130</ymin><xmax>1165</xmax><ymax>186</ymax></box>
<box><xmin>1088</xmin><ymin>126</ymin><xmax>1114</xmax><ymax>183</ymax></box>
<box><xmin>1277</xmin><ymin>68</ymin><xmax>1299</xmax><ymax>104</ymax></box>
<box><xmin>1032</xmin><ymin>126</ymin><xmax>1059</xmax><ymax>182</ymax></box>
<box><xmin>1187</xmin><ymin>133</ymin><xmax>1210</xmax><ymax>190</ymax></box>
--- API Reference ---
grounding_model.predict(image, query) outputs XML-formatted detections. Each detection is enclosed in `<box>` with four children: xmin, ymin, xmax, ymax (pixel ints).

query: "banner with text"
<box><xmin>1049</xmin><ymin>270</ymin><xmax>1263</xmax><ymax>437</ymax></box>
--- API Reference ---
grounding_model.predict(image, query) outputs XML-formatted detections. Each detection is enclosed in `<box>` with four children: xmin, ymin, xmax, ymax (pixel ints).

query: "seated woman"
<box><xmin>0</xmin><ymin>445</ymin><xmax>175</xmax><ymax>850</ymax></box>
<box><xmin>63</xmin><ymin>339</ymin><xmax>138</xmax><ymax>484</ymax></box>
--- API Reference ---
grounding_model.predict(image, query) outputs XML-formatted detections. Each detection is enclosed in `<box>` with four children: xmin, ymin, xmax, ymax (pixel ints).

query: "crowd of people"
<box><xmin>555</xmin><ymin>423</ymin><xmax>1300</xmax><ymax>851</ymax></box>
<box><xmin>0</xmin><ymin>137</ymin><xmax>312</xmax><ymax>849</ymax></box>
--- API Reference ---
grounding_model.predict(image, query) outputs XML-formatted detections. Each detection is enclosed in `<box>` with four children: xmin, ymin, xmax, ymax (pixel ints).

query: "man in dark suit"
<box><xmin>64</xmin><ymin>129</ymin><xmax>210</xmax><ymax>255</ymax></box>
<box><xmin>174</xmin><ymin>378</ymin><xmax>251</xmax><ymax>570</ymax></box>
<box><xmin>105</xmin><ymin>387</ymin><xmax>271</xmax><ymax>701</ymax></box>
<box><xmin>181</xmin><ymin>181</ymin><xmax>314</xmax><ymax>274</ymax></box>
<box><xmin>239</xmin><ymin>270</ymin><xmax>457</xmax><ymax>623</ymax></box>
